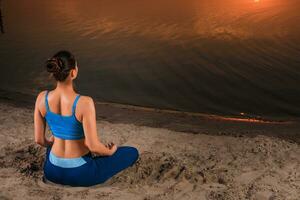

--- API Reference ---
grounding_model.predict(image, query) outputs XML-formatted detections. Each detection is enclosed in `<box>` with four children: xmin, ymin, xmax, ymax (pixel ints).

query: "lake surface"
<box><xmin>0</xmin><ymin>0</ymin><xmax>300</xmax><ymax>119</ymax></box>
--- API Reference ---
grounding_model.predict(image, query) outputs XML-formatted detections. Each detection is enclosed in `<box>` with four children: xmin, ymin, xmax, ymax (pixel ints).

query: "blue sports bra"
<box><xmin>44</xmin><ymin>90</ymin><xmax>85</xmax><ymax>140</ymax></box>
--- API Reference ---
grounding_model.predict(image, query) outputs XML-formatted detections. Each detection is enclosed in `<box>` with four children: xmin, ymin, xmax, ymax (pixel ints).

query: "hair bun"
<box><xmin>46</xmin><ymin>57</ymin><xmax>63</xmax><ymax>74</ymax></box>
<box><xmin>45</xmin><ymin>50</ymin><xmax>76</xmax><ymax>82</ymax></box>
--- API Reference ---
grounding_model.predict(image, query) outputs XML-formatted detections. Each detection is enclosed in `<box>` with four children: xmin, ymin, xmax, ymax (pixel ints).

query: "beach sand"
<box><xmin>0</xmin><ymin>100</ymin><xmax>299</xmax><ymax>200</ymax></box>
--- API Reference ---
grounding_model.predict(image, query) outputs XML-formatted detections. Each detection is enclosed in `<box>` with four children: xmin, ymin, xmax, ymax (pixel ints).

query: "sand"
<box><xmin>0</xmin><ymin>101</ymin><xmax>299</xmax><ymax>200</ymax></box>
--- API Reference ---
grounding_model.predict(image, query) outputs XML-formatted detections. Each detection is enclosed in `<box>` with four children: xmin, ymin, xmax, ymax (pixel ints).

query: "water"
<box><xmin>0</xmin><ymin>0</ymin><xmax>300</xmax><ymax>119</ymax></box>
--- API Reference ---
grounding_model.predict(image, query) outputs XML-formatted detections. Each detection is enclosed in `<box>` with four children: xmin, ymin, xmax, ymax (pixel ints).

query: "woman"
<box><xmin>34</xmin><ymin>50</ymin><xmax>139</xmax><ymax>187</ymax></box>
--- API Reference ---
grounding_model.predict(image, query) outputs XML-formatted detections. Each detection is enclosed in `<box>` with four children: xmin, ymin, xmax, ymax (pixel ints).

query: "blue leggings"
<box><xmin>43</xmin><ymin>146</ymin><xmax>139</xmax><ymax>187</ymax></box>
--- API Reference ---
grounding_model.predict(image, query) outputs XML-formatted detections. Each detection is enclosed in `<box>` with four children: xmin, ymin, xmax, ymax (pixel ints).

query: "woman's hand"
<box><xmin>49</xmin><ymin>135</ymin><xmax>54</xmax><ymax>143</ymax></box>
<box><xmin>106</xmin><ymin>142</ymin><xmax>117</xmax><ymax>156</ymax></box>
<box><xmin>105</xmin><ymin>142</ymin><xmax>113</xmax><ymax>149</ymax></box>
<box><xmin>45</xmin><ymin>135</ymin><xmax>54</xmax><ymax>147</ymax></box>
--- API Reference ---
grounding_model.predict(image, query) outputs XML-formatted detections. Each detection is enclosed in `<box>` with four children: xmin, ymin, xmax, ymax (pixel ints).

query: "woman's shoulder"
<box><xmin>77</xmin><ymin>95</ymin><xmax>95</xmax><ymax>108</ymax></box>
<box><xmin>34</xmin><ymin>90</ymin><xmax>49</xmax><ymax>113</ymax></box>
<box><xmin>77</xmin><ymin>95</ymin><xmax>96</xmax><ymax>114</ymax></box>
<box><xmin>35</xmin><ymin>90</ymin><xmax>48</xmax><ymax>103</ymax></box>
<box><xmin>78</xmin><ymin>95</ymin><xmax>94</xmax><ymax>103</ymax></box>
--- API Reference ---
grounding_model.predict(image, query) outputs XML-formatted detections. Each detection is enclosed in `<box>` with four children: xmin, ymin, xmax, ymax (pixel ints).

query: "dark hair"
<box><xmin>46</xmin><ymin>50</ymin><xmax>76</xmax><ymax>81</ymax></box>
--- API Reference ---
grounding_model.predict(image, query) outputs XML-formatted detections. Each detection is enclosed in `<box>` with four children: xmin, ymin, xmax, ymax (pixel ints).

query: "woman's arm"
<box><xmin>34</xmin><ymin>91</ymin><xmax>53</xmax><ymax>147</ymax></box>
<box><xmin>81</xmin><ymin>96</ymin><xmax>117</xmax><ymax>156</ymax></box>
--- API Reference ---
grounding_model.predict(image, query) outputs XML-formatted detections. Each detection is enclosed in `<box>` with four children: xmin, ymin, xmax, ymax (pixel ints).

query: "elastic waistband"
<box><xmin>49</xmin><ymin>150</ymin><xmax>88</xmax><ymax>168</ymax></box>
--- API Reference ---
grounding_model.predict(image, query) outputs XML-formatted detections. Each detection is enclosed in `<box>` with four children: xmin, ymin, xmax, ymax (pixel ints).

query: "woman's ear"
<box><xmin>71</xmin><ymin>67</ymin><xmax>78</xmax><ymax>80</ymax></box>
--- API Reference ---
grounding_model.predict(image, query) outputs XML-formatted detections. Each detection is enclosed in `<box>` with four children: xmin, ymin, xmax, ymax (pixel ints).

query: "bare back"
<box><xmin>39</xmin><ymin>90</ymin><xmax>90</xmax><ymax>158</ymax></box>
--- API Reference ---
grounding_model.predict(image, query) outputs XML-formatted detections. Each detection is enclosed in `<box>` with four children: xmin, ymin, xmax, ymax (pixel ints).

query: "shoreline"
<box><xmin>0</xmin><ymin>88</ymin><xmax>299</xmax><ymax>143</ymax></box>
<box><xmin>0</xmin><ymin>101</ymin><xmax>299</xmax><ymax>199</ymax></box>
<box><xmin>1</xmin><ymin>88</ymin><xmax>298</xmax><ymax>122</ymax></box>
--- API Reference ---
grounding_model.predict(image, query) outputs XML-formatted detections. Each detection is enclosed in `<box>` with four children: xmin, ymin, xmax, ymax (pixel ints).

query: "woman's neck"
<box><xmin>55</xmin><ymin>80</ymin><xmax>74</xmax><ymax>93</ymax></box>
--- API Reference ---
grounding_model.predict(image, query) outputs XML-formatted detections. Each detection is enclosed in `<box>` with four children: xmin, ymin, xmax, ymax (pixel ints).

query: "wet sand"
<box><xmin>0</xmin><ymin>100</ymin><xmax>300</xmax><ymax>200</ymax></box>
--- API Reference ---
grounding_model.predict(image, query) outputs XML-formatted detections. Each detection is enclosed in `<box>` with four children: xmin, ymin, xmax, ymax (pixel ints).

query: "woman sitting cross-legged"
<box><xmin>34</xmin><ymin>50</ymin><xmax>139</xmax><ymax>187</ymax></box>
